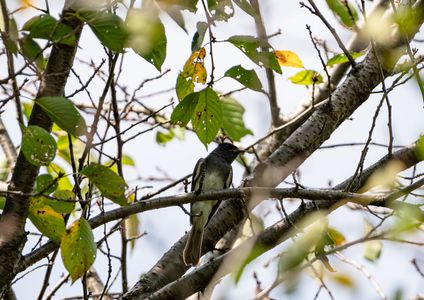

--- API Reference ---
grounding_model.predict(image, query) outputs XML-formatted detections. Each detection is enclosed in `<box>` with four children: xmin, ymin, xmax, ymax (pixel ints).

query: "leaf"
<box><xmin>81</xmin><ymin>163</ymin><xmax>128</xmax><ymax>206</ymax></box>
<box><xmin>325</xmin><ymin>0</ymin><xmax>359</xmax><ymax>28</ymax></box>
<box><xmin>127</xmin><ymin>9</ymin><xmax>167</xmax><ymax>71</ymax></box>
<box><xmin>155</xmin><ymin>0</ymin><xmax>198</xmax><ymax>13</ymax></box>
<box><xmin>289</xmin><ymin>70</ymin><xmax>323</xmax><ymax>85</ymax></box>
<box><xmin>156</xmin><ymin>130</ymin><xmax>175</xmax><ymax>145</ymax></box>
<box><xmin>326</xmin><ymin>52</ymin><xmax>363</xmax><ymax>66</ymax></box>
<box><xmin>228</xmin><ymin>35</ymin><xmax>281</xmax><ymax>74</ymax></box>
<box><xmin>125</xmin><ymin>213</ymin><xmax>140</xmax><ymax>250</ymax></box>
<box><xmin>182</xmin><ymin>48</ymin><xmax>207</xmax><ymax>82</ymax></box>
<box><xmin>35</xmin><ymin>96</ymin><xmax>87</xmax><ymax>136</ymax></box>
<box><xmin>222</xmin><ymin>97</ymin><xmax>252</xmax><ymax>141</ymax></box>
<box><xmin>171</xmin><ymin>92</ymin><xmax>199</xmax><ymax>126</ymax></box>
<box><xmin>363</xmin><ymin>220</ymin><xmax>382</xmax><ymax>262</ymax></box>
<box><xmin>79</xmin><ymin>11</ymin><xmax>128</xmax><ymax>53</ymax></box>
<box><xmin>22</xmin><ymin>14</ymin><xmax>77</xmax><ymax>45</ymax></box>
<box><xmin>191</xmin><ymin>21</ymin><xmax>208</xmax><ymax>52</ymax></box>
<box><xmin>274</xmin><ymin>50</ymin><xmax>304</xmax><ymax>68</ymax></box>
<box><xmin>34</xmin><ymin>173</ymin><xmax>58</xmax><ymax>194</ymax></box>
<box><xmin>176</xmin><ymin>73</ymin><xmax>195</xmax><ymax>102</ymax></box>
<box><xmin>61</xmin><ymin>218</ymin><xmax>96</xmax><ymax>281</ymax></box>
<box><xmin>19</xmin><ymin>36</ymin><xmax>44</xmax><ymax>70</ymax></box>
<box><xmin>191</xmin><ymin>88</ymin><xmax>223</xmax><ymax>146</ymax></box>
<box><xmin>208</xmin><ymin>0</ymin><xmax>234</xmax><ymax>22</ymax></box>
<box><xmin>415</xmin><ymin>135</ymin><xmax>424</xmax><ymax>161</ymax></box>
<box><xmin>224</xmin><ymin>65</ymin><xmax>263</xmax><ymax>91</ymax></box>
<box><xmin>232</xmin><ymin>0</ymin><xmax>256</xmax><ymax>17</ymax></box>
<box><xmin>21</xmin><ymin>125</ymin><xmax>57</xmax><ymax>166</ymax></box>
<box><xmin>279</xmin><ymin>220</ymin><xmax>325</xmax><ymax>276</ymax></box>
<box><xmin>155</xmin><ymin>0</ymin><xmax>188</xmax><ymax>31</ymax></box>
<box><xmin>29</xmin><ymin>197</ymin><xmax>66</xmax><ymax>244</ymax></box>
<box><xmin>50</xmin><ymin>190</ymin><xmax>76</xmax><ymax>213</ymax></box>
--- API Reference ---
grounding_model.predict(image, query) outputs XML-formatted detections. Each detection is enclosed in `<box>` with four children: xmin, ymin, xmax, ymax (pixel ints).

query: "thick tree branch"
<box><xmin>0</xmin><ymin>0</ymin><xmax>83</xmax><ymax>292</ymax></box>
<box><xmin>123</xmin><ymin>1</ymin><xmax>424</xmax><ymax>296</ymax></box>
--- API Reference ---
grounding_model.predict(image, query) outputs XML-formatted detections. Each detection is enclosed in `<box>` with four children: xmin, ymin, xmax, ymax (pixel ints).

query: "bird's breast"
<box><xmin>202</xmin><ymin>170</ymin><xmax>226</xmax><ymax>190</ymax></box>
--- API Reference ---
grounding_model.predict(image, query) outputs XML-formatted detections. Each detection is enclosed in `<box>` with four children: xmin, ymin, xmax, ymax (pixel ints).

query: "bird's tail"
<box><xmin>183</xmin><ymin>227</ymin><xmax>203</xmax><ymax>266</ymax></box>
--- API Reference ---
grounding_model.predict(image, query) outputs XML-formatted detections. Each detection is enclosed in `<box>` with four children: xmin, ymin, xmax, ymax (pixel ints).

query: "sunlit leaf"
<box><xmin>326</xmin><ymin>52</ymin><xmax>363</xmax><ymax>66</ymax></box>
<box><xmin>224</xmin><ymin>65</ymin><xmax>263</xmax><ymax>91</ymax></box>
<box><xmin>176</xmin><ymin>49</ymin><xmax>207</xmax><ymax>101</ymax></box>
<box><xmin>288</xmin><ymin>70</ymin><xmax>323</xmax><ymax>85</ymax></box>
<box><xmin>21</xmin><ymin>125</ymin><xmax>57</xmax><ymax>166</ymax></box>
<box><xmin>222</xmin><ymin>97</ymin><xmax>253</xmax><ymax>141</ymax></box>
<box><xmin>29</xmin><ymin>197</ymin><xmax>66</xmax><ymax>244</ymax></box>
<box><xmin>22</xmin><ymin>14</ymin><xmax>77</xmax><ymax>45</ymax></box>
<box><xmin>325</xmin><ymin>0</ymin><xmax>359</xmax><ymax>28</ymax></box>
<box><xmin>35</xmin><ymin>96</ymin><xmax>87</xmax><ymax>136</ymax></box>
<box><xmin>81</xmin><ymin>163</ymin><xmax>128</xmax><ymax>206</ymax></box>
<box><xmin>330</xmin><ymin>273</ymin><xmax>356</xmax><ymax>289</ymax></box>
<box><xmin>61</xmin><ymin>218</ymin><xmax>96</xmax><ymax>281</ymax></box>
<box><xmin>274</xmin><ymin>50</ymin><xmax>304</xmax><ymax>68</ymax></box>
<box><xmin>127</xmin><ymin>9</ymin><xmax>167</xmax><ymax>70</ymax></box>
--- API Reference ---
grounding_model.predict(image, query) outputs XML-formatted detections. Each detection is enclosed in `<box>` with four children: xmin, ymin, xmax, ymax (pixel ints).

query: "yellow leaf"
<box><xmin>274</xmin><ymin>50</ymin><xmax>304</xmax><ymax>68</ymax></box>
<box><xmin>21</xmin><ymin>0</ymin><xmax>32</xmax><ymax>8</ymax></box>
<box><xmin>182</xmin><ymin>48</ymin><xmax>207</xmax><ymax>84</ymax></box>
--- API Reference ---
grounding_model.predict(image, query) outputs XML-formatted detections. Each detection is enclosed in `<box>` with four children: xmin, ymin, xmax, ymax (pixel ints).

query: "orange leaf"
<box><xmin>274</xmin><ymin>50</ymin><xmax>304</xmax><ymax>68</ymax></box>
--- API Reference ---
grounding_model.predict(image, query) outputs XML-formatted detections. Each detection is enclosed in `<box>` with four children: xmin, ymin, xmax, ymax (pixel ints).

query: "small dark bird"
<box><xmin>183</xmin><ymin>142</ymin><xmax>241</xmax><ymax>266</ymax></box>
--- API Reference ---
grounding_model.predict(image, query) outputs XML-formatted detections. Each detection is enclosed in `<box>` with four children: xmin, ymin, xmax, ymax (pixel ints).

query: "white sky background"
<box><xmin>1</xmin><ymin>0</ymin><xmax>424</xmax><ymax>299</ymax></box>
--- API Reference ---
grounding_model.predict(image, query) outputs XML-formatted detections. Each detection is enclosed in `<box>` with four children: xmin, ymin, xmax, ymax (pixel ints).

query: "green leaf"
<box><xmin>224</xmin><ymin>65</ymin><xmax>263</xmax><ymax>91</ymax></box>
<box><xmin>176</xmin><ymin>73</ymin><xmax>195</xmax><ymax>101</ymax></box>
<box><xmin>155</xmin><ymin>0</ymin><xmax>198</xmax><ymax>12</ymax></box>
<box><xmin>48</xmin><ymin>163</ymin><xmax>73</xmax><ymax>191</ymax></box>
<box><xmin>171</xmin><ymin>92</ymin><xmax>199</xmax><ymax>126</ymax></box>
<box><xmin>21</xmin><ymin>125</ymin><xmax>57</xmax><ymax>166</ymax></box>
<box><xmin>79</xmin><ymin>11</ymin><xmax>128</xmax><ymax>53</ymax></box>
<box><xmin>363</xmin><ymin>220</ymin><xmax>382</xmax><ymax>262</ymax></box>
<box><xmin>156</xmin><ymin>130</ymin><xmax>175</xmax><ymax>145</ymax></box>
<box><xmin>288</xmin><ymin>70</ymin><xmax>323</xmax><ymax>85</ymax></box>
<box><xmin>0</xmin><ymin>197</ymin><xmax>4</xmax><ymax>210</ymax></box>
<box><xmin>415</xmin><ymin>135</ymin><xmax>424</xmax><ymax>161</ymax></box>
<box><xmin>191</xmin><ymin>21</ymin><xmax>208</xmax><ymax>52</ymax></box>
<box><xmin>61</xmin><ymin>218</ymin><xmax>96</xmax><ymax>281</ymax></box>
<box><xmin>35</xmin><ymin>96</ymin><xmax>87</xmax><ymax>136</ymax></box>
<box><xmin>208</xmin><ymin>0</ymin><xmax>234</xmax><ymax>22</ymax></box>
<box><xmin>222</xmin><ymin>97</ymin><xmax>252</xmax><ymax>141</ymax></box>
<box><xmin>127</xmin><ymin>9</ymin><xmax>167</xmax><ymax>71</ymax></box>
<box><xmin>228</xmin><ymin>35</ymin><xmax>281</xmax><ymax>74</ymax></box>
<box><xmin>325</xmin><ymin>0</ymin><xmax>359</xmax><ymax>28</ymax></box>
<box><xmin>125</xmin><ymin>213</ymin><xmax>140</xmax><ymax>250</ymax></box>
<box><xmin>22</xmin><ymin>14</ymin><xmax>77</xmax><ymax>45</ymax></box>
<box><xmin>81</xmin><ymin>163</ymin><xmax>128</xmax><ymax>206</ymax></box>
<box><xmin>29</xmin><ymin>197</ymin><xmax>66</xmax><ymax>244</ymax></box>
<box><xmin>19</xmin><ymin>36</ymin><xmax>44</xmax><ymax>70</ymax></box>
<box><xmin>34</xmin><ymin>174</ymin><xmax>58</xmax><ymax>194</ymax></box>
<box><xmin>278</xmin><ymin>221</ymin><xmax>325</xmax><ymax>275</ymax></box>
<box><xmin>232</xmin><ymin>0</ymin><xmax>256</xmax><ymax>17</ymax></box>
<box><xmin>326</xmin><ymin>52</ymin><xmax>363</xmax><ymax>66</ymax></box>
<box><xmin>191</xmin><ymin>88</ymin><xmax>223</xmax><ymax>146</ymax></box>
<box><xmin>51</xmin><ymin>190</ymin><xmax>76</xmax><ymax>214</ymax></box>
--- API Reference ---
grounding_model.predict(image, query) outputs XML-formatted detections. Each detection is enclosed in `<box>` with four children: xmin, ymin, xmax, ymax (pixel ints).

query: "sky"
<box><xmin>1</xmin><ymin>0</ymin><xmax>423</xmax><ymax>299</ymax></box>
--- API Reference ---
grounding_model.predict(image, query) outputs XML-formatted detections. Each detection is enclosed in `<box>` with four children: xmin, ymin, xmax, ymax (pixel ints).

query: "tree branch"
<box><xmin>0</xmin><ymin>0</ymin><xmax>83</xmax><ymax>292</ymax></box>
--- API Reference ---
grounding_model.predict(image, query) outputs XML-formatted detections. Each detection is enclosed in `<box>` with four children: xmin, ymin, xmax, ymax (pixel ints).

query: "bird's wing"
<box><xmin>224</xmin><ymin>167</ymin><xmax>233</xmax><ymax>189</ymax></box>
<box><xmin>191</xmin><ymin>158</ymin><xmax>205</xmax><ymax>194</ymax></box>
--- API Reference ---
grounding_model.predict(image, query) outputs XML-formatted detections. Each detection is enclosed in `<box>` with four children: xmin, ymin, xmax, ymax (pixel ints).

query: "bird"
<box><xmin>183</xmin><ymin>142</ymin><xmax>242</xmax><ymax>266</ymax></box>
